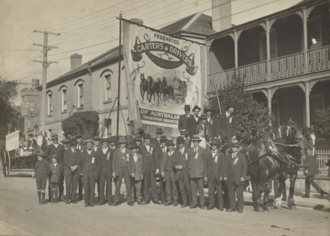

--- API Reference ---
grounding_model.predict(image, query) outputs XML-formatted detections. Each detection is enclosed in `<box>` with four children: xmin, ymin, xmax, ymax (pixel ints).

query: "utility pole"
<box><xmin>116</xmin><ymin>12</ymin><xmax>122</xmax><ymax>139</ymax></box>
<box><xmin>33</xmin><ymin>30</ymin><xmax>60</xmax><ymax>133</ymax></box>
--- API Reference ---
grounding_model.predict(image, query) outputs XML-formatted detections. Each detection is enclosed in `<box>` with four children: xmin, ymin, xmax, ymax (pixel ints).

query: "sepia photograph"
<box><xmin>0</xmin><ymin>0</ymin><xmax>329</xmax><ymax>235</ymax></box>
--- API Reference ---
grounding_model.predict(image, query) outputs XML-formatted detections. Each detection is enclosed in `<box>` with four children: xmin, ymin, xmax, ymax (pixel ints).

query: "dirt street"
<box><xmin>0</xmin><ymin>170</ymin><xmax>329</xmax><ymax>236</ymax></box>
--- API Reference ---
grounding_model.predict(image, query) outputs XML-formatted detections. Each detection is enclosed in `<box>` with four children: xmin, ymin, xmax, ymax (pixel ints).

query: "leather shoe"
<box><xmin>200</xmin><ymin>205</ymin><xmax>205</xmax><ymax>210</ymax></box>
<box><xmin>152</xmin><ymin>200</ymin><xmax>160</xmax><ymax>205</ymax></box>
<box><xmin>190</xmin><ymin>204</ymin><xmax>197</xmax><ymax>209</ymax></box>
<box><xmin>114</xmin><ymin>202</ymin><xmax>119</xmax><ymax>206</ymax></box>
<box><xmin>71</xmin><ymin>198</ymin><xmax>77</xmax><ymax>204</ymax></box>
<box><xmin>84</xmin><ymin>203</ymin><xmax>89</xmax><ymax>207</ymax></box>
<box><xmin>301</xmin><ymin>194</ymin><xmax>310</xmax><ymax>198</ymax></box>
<box><xmin>173</xmin><ymin>203</ymin><xmax>178</xmax><ymax>207</ymax></box>
<box><xmin>206</xmin><ymin>206</ymin><xmax>214</xmax><ymax>210</ymax></box>
<box><xmin>144</xmin><ymin>201</ymin><xmax>150</xmax><ymax>205</ymax></box>
<box><xmin>137</xmin><ymin>201</ymin><xmax>143</xmax><ymax>205</ymax></box>
<box><xmin>164</xmin><ymin>202</ymin><xmax>172</xmax><ymax>206</ymax></box>
<box><xmin>66</xmin><ymin>200</ymin><xmax>70</xmax><ymax>204</ymax></box>
<box><xmin>90</xmin><ymin>203</ymin><xmax>95</xmax><ymax>207</ymax></box>
<box><xmin>226</xmin><ymin>208</ymin><xmax>236</xmax><ymax>212</ymax></box>
<box><xmin>181</xmin><ymin>203</ymin><xmax>188</xmax><ymax>208</ymax></box>
<box><xmin>128</xmin><ymin>202</ymin><xmax>133</xmax><ymax>206</ymax></box>
<box><xmin>238</xmin><ymin>209</ymin><xmax>243</xmax><ymax>213</ymax></box>
<box><xmin>219</xmin><ymin>207</ymin><xmax>224</xmax><ymax>211</ymax></box>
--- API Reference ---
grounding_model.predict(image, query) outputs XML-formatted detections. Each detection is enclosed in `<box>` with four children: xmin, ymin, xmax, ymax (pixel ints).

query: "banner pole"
<box><xmin>116</xmin><ymin>12</ymin><xmax>122</xmax><ymax>140</ymax></box>
<box><xmin>207</xmin><ymin>48</ymin><xmax>222</xmax><ymax>115</ymax></box>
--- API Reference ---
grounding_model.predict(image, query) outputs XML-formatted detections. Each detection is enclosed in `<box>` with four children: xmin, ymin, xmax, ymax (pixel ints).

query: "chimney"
<box><xmin>32</xmin><ymin>79</ymin><xmax>39</xmax><ymax>89</ymax></box>
<box><xmin>212</xmin><ymin>0</ymin><xmax>232</xmax><ymax>32</ymax></box>
<box><xmin>70</xmin><ymin>53</ymin><xmax>82</xmax><ymax>69</ymax></box>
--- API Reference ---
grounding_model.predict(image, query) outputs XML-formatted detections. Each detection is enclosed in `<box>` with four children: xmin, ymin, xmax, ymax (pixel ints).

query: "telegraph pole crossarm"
<box><xmin>33</xmin><ymin>30</ymin><xmax>60</xmax><ymax>36</ymax></box>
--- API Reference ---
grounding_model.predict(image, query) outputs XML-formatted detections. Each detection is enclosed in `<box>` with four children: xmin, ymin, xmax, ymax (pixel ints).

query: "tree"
<box><xmin>0</xmin><ymin>80</ymin><xmax>21</xmax><ymax>139</ymax></box>
<box><xmin>61</xmin><ymin>111</ymin><xmax>99</xmax><ymax>139</ymax></box>
<box><xmin>208</xmin><ymin>74</ymin><xmax>272</xmax><ymax>143</ymax></box>
<box><xmin>313</xmin><ymin>104</ymin><xmax>330</xmax><ymax>140</ymax></box>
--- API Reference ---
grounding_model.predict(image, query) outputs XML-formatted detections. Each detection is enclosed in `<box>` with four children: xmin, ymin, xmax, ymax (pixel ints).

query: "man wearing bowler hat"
<box><xmin>178</xmin><ymin>105</ymin><xmax>191</xmax><ymax>135</ymax></box>
<box><xmin>151</xmin><ymin>128</ymin><xmax>163</xmax><ymax>148</ymax></box>
<box><xmin>93</xmin><ymin>136</ymin><xmax>101</xmax><ymax>152</ymax></box>
<box><xmin>205</xmin><ymin>108</ymin><xmax>220</xmax><ymax>141</ymax></box>
<box><xmin>75</xmin><ymin>134</ymin><xmax>84</xmax><ymax>200</ymax></box>
<box><xmin>219</xmin><ymin>105</ymin><xmax>237</xmax><ymax>143</ymax></box>
<box><xmin>161</xmin><ymin>139</ymin><xmax>178</xmax><ymax>206</ymax></box>
<box><xmin>196</xmin><ymin>114</ymin><xmax>211</xmax><ymax>144</ymax></box>
<box><xmin>130</xmin><ymin>144</ymin><xmax>143</xmax><ymax>205</ymax></box>
<box><xmin>75</xmin><ymin>134</ymin><xmax>83</xmax><ymax>151</ymax></box>
<box><xmin>63</xmin><ymin>139</ymin><xmax>79</xmax><ymax>204</ymax></box>
<box><xmin>61</xmin><ymin>139</ymin><xmax>69</xmax><ymax>151</ymax></box>
<box><xmin>173</xmin><ymin>136</ymin><xmax>191</xmax><ymax>208</ymax></box>
<box><xmin>188</xmin><ymin>135</ymin><xmax>207</xmax><ymax>209</ymax></box>
<box><xmin>188</xmin><ymin>105</ymin><xmax>201</xmax><ymax>139</ymax></box>
<box><xmin>92</xmin><ymin>136</ymin><xmax>102</xmax><ymax>201</ymax></box>
<box><xmin>97</xmin><ymin>137</ymin><xmax>114</xmax><ymax>206</ymax></box>
<box><xmin>177</xmin><ymin>129</ymin><xmax>191</xmax><ymax>150</ymax></box>
<box><xmin>113</xmin><ymin>137</ymin><xmax>134</xmax><ymax>206</ymax></box>
<box><xmin>225</xmin><ymin>139</ymin><xmax>247</xmax><ymax>213</ymax></box>
<box><xmin>78</xmin><ymin>139</ymin><xmax>100</xmax><ymax>207</ymax></box>
<box><xmin>157</xmin><ymin>135</ymin><xmax>167</xmax><ymax>204</ymax></box>
<box><xmin>45</xmin><ymin>133</ymin><xmax>65</xmax><ymax>201</ymax></box>
<box><xmin>205</xmin><ymin>138</ymin><xmax>226</xmax><ymax>210</ymax></box>
<box><xmin>139</xmin><ymin>133</ymin><xmax>160</xmax><ymax>204</ymax></box>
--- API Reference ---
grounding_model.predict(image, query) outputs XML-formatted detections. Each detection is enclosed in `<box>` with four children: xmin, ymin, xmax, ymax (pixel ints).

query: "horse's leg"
<box><xmin>256</xmin><ymin>170</ymin><xmax>269</xmax><ymax>212</ymax></box>
<box><xmin>263</xmin><ymin>179</ymin><xmax>273</xmax><ymax>211</ymax></box>
<box><xmin>251</xmin><ymin>175</ymin><xmax>258</xmax><ymax>210</ymax></box>
<box><xmin>273</xmin><ymin>178</ymin><xmax>283</xmax><ymax>210</ymax></box>
<box><xmin>288</xmin><ymin>173</ymin><xmax>297</xmax><ymax>210</ymax></box>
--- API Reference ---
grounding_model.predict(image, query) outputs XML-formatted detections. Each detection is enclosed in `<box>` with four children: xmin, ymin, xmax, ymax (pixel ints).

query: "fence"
<box><xmin>316</xmin><ymin>150</ymin><xmax>330</xmax><ymax>175</ymax></box>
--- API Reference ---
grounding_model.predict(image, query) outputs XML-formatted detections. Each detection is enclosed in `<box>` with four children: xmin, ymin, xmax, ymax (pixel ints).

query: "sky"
<box><xmin>0</xmin><ymin>0</ymin><xmax>302</xmax><ymax>105</ymax></box>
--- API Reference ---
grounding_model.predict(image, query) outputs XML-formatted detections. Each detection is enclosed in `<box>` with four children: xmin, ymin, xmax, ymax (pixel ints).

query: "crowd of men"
<box><xmin>33</xmin><ymin>104</ymin><xmax>248</xmax><ymax>213</ymax></box>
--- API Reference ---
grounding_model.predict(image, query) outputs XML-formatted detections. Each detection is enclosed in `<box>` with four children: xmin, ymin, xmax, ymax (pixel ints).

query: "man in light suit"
<box><xmin>178</xmin><ymin>105</ymin><xmax>191</xmax><ymax>135</ymax></box>
<box><xmin>219</xmin><ymin>105</ymin><xmax>237</xmax><ymax>143</ymax></box>
<box><xmin>225</xmin><ymin>139</ymin><xmax>247</xmax><ymax>213</ymax></box>
<box><xmin>188</xmin><ymin>135</ymin><xmax>207</xmax><ymax>209</ymax></box>
<box><xmin>188</xmin><ymin>105</ymin><xmax>201</xmax><ymax>139</ymax></box>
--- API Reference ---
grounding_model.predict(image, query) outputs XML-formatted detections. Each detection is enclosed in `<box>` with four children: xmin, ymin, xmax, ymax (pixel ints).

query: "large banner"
<box><xmin>6</xmin><ymin>131</ymin><xmax>19</xmax><ymax>151</ymax></box>
<box><xmin>123</xmin><ymin>20</ymin><xmax>206</xmax><ymax>129</ymax></box>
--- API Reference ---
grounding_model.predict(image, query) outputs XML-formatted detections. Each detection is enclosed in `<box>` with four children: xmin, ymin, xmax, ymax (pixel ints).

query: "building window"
<box><xmin>308</xmin><ymin>16</ymin><xmax>322</xmax><ymax>49</ymax></box>
<box><xmin>105</xmin><ymin>74</ymin><xmax>111</xmax><ymax>101</ymax></box>
<box><xmin>62</xmin><ymin>89</ymin><xmax>67</xmax><ymax>112</ymax></box>
<box><xmin>48</xmin><ymin>94</ymin><xmax>53</xmax><ymax>116</ymax></box>
<box><xmin>78</xmin><ymin>84</ymin><xmax>84</xmax><ymax>108</ymax></box>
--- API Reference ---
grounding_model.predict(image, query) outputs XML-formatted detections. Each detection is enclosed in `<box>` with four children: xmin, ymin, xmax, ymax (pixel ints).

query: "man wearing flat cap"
<box><xmin>45</xmin><ymin>133</ymin><xmax>65</xmax><ymax>201</ymax></box>
<box><xmin>205</xmin><ymin>138</ymin><xmax>226</xmax><ymax>211</ymax></box>
<box><xmin>78</xmin><ymin>139</ymin><xmax>100</xmax><ymax>207</ymax></box>
<box><xmin>225</xmin><ymin>139</ymin><xmax>247</xmax><ymax>213</ymax></box>
<box><xmin>188</xmin><ymin>105</ymin><xmax>201</xmax><ymax>139</ymax></box>
<box><xmin>188</xmin><ymin>135</ymin><xmax>207</xmax><ymax>209</ymax></box>
<box><xmin>219</xmin><ymin>105</ymin><xmax>237</xmax><ymax>143</ymax></box>
<box><xmin>178</xmin><ymin>105</ymin><xmax>191</xmax><ymax>135</ymax></box>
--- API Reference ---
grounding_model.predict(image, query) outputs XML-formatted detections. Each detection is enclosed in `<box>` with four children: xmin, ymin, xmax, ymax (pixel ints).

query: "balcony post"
<box><xmin>303</xmin><ymin>8</ymin><xmax>308</xmax><ymax>73</ymax></box>
<box><xmin>267</xmin><ymin>88</ymin><xmax>272</xmax><ymax>127</ymax></box>
<box><xmin>305</xmin><ymin>82</ymin><xmax>310</xmax><ymax>127</ymax></box>
<box><xmin>234</xmin><ymin>31</ymin><xmax>238</xmax><ymax>69</ymax></box>
<box><xmin>266</xmin><ymin>20</ymin><xmax>271</xmax><ymax>80</ymax></box>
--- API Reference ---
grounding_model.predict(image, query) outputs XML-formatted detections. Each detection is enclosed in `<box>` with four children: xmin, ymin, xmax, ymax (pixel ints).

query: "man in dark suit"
<box><xmin>63</xmin><ymin>139</ymin><xmax>79</xmax><ymax>204</ymax></box>
<box><xmin>78</xmin><ymin>140</ymin><xmax>100</xmax><ymax>207</ymax></box>
<box><xmin>75</xmin><ymin>134</ymin><xmax>84</xmax><ymax>201</ymax></box>
<box><xmin>61</xmin><ymin>139</ymin><xmax>69</xmax><ymax>151</ymax></box>
<box><xmin>205</xmin><ymin>138</ymin><xmax>226</xmax><ymax>210</ymax></box>
<box><xmin>178</xmin><ymin>105</ymin><xmax>191</xmax><ymax>134</ymax></box>
<box><xmin>45</xmin><ymin>134</ymin><xmax>65</xmax><ymax>201</ymax></box>
<box><xmin>188</xmin><ymin>105</ymin><xmax>201</xmax><ymax>139</ymax></box>
<box><xmin>130</xmin><ymin>144</ymin><xmax>143</xmax><ymax>205</ymax></box>
<box><xmin>173</xmin><ymin>136</ymin><xmax>190</xmax><ymax>208</ymax></box>
<box><xmin>176</xmin><ymin>129</ymin><xmax>191</xmax><ymax>150</ymax></box>
<box><xmin>75</xmin><ymin>134</ymin><xmax>84</xmax><ymax>151</ymax></box>
<box><xmin>113</xmin><ymin>137</ymin><xmax>134</xmax><ymax>206</ymax></box>
<box><xmin>151</xmin><ymin>128</ymin><xmax>163</xmax><ymax>148</ymax></box>
<box><xmin>219</xmin><ymin>105</ymin><xmax>237</xmax><ymax>143</ymax></box>
<box><xmin>97</xmin><ymin>137</ymin><xmax>114</xmax><ymax>206</ymax></box>
<box><xmin>195</xmin><ymin>114</ymin><xmax>211</xmax><ymax>144</ymax></box>
<box><xmin>139</xmin><ymin>134</ymin><xmax>160</xmax><ymax>204</ymax></box>
<box><xmin>160</xmin><ymin>139</ymin><xmax>178</xmax><ymax>206</ymax></box>
<box><xmin>92</xmin><ymin>136</ymin><xmax>101</xmax><ymax>202</ymax></box>
<box><xmin>205</xmin><ymin>108</ymin><xmax>220</xmax><ymax>141</ymax></box>
<box><xmin>157</xmin><ymin>135</ymin><xmax>167</xmax><ymax>204</ymax></box>
<box><xmin>188</xmin><ymin>135</ymin><xmax>207</xmax><ymax>209</ymax></box>
<box><xmin>225</xmin><ymin>139</ymin><xmax>247</xmax><ymax>213</ymax></box>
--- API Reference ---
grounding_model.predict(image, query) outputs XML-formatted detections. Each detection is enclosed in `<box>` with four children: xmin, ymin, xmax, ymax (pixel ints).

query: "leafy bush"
<box><xmin>313</xmin><ymin>104</ymin><xmax>330</xmax><ymax>140</ymax></box>
<box><xmin>61</xmin><ymin>111</ymin><xmax>99</xmax><ymax>139</ymax></box>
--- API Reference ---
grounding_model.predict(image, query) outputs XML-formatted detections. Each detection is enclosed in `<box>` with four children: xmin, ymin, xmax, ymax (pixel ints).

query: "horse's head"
<box><xmin>281</xmin><ymin>118</ymin><xmax>308</xmax><ymax>154</ymax></box>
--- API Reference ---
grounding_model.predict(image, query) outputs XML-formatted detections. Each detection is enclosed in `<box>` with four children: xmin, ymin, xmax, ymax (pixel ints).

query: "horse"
<box><xmin>159</xmin><ymin>77</ymin><xmax>174</xmax><ymax>105</ymax></box>
<box><xmin>220</xmin><ymin>119</ymin><xmax>308</xmax><ymax>212</ymax></box>
<box><xmin>146</xmin><ymin>76</ymin><xmax>159</xmax><ymax>106</ymax></box>
<box><xmin>273</xmin><ymin>126</ymin><xmax>314</xmax><ymax>210</ymax></box>
<box><xmin>140</xmin><ymin>73</ymin><xmax>148</xmax><ymax>102</ymax></box>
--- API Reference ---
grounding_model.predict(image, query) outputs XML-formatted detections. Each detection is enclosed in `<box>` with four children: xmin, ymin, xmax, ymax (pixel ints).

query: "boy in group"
<box><xmin>188</xmin><ymin>135</ymin><xmax>207</xmax><ymax>209</ymax></box>
<box><xmin>173</xmin><ymin>136</ymin><xmax>191</xmax><ymax>208</ymax></box>
<box><xmin>78</xmin><ymin>140</ymin><xmax>100</xmax><ymax>207</ymax></box>
<box><xmin>139</xmin><ymin>134</ymin><xmax>160</xmax><ymax>205</ymax></box>
<box><xmin>161</xmin><ymin>139</ymin><xmax>178</xmax><ymax>206</ymax></box>
<box><xmin>113</xmin><ymin>137</ymin><xmax>134</xmax><ymax>206</ymax></box>
<box><xmin>130</xmin><ymin>144</ymin><xmax>144</xmax><ymax>205</ymax></box>
<box><xmin>63</xmin><ymin>139</ymin><xmax>79</xmax><ymax>204</ymax></box>
<box><xmin>98</xmin><ymin>137</ymin><xmax>113</xmax><ymax>206</ymax></box>
<box><xmin>205</xmin><ymin>138</ymin><xmax>226</xmax><ymax>211</ymax></box>
<box><xmin>33</xmin><ymin>151</ymin><xmax>50</xmax><ymax>205</ymax></box>
<box><xmin>225</xmin><ymin>139</ymin><xmax>247</xmax><ymax>213</ymax></box>
<box><xmin>49</xmin><ymin>154</ymin><xmax>63</xmax><ymax>203</ymax></box>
